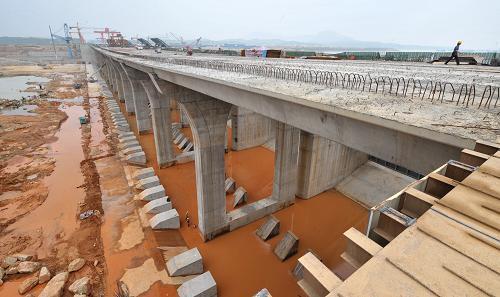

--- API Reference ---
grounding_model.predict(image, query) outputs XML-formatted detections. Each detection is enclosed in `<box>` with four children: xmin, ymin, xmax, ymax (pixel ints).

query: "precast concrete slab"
<box><xmin>150</xmin><ymin>209</ymin><xmax>180</xmax><ymax>229</ymax></box>
<box><xmin>183</xmin><ymin>142</ymin><xmax>194</xmax><ymax>153</ymax></box>
<box><xmin>143</xmin><ymin>197</ymin><xmax>172</xmax><ymax>214</ymax></box>
<box><xmin>133</xmin><ymin>167</ymin><xmax>155</xmax><ymax>181</ymax></box>
<box><xmin>126</xmin><ymin>151</ymin><xmax>147</xmax><ymax>166</ymax></box>
<box><xmin>135</xmin><ymin>175</ymin><xmax>160</xmax><ymax>190</ymax></box>
<box><xmin>138</xmin><ymin>185</ymin><xmax>166</xmax><ymax>201</ymax></box>
<box><xmin>177</xmin><ymin>271</ymin><xmax>217</xmax><ymax>297</ymax></box>
<box><xmin>274</xmin><ymin>231</ymin><xmax>299</xmax><ymax>261</ymax></box>
<box><xmin>166</xmin><ymin>247</ymin><xmax>203</xmax><ymax>276</ymax></box>
<box><xmin>117</xmin><ymin>131</ymin><xmax>134</xmax><ymax>137</ymax></box>
<box><xmin>233</xmin><ymin>186</ymin><xmax>248</xmax><ymax>207</ymax></box>
<box><xmin>224</xmin><ymin>177</ymin><xmax>236</xmax><ymax>194</ymax></box>
<box><xmin>122</xmin><ymin>145</ymin><xmax>143</xmax><ymax>155</ymax></box>
<box><xmin>256</xmin><ymin>215</ymin><xmax>280</xmax><ymax>241</ymax></box>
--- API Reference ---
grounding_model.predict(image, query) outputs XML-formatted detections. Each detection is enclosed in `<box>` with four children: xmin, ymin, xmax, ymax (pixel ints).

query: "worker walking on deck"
<box><xmin>445</xmin><ymin>41</ymin><xmax>462</xmax><ymax>65</ymax></box>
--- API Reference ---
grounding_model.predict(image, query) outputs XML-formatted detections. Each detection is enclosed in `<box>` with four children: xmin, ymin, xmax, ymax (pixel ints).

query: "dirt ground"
<box><xmin>0</xmin><ymin>64</ymin><xmax>107</xmax><ymax>296</ymax></box>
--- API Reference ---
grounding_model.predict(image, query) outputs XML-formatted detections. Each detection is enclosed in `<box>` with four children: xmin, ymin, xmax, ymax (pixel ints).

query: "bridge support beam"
<box><xmin>120</xmin><ymin>65</ymin><xmax>152</xmax><ymax>134</ymax></box>
<box><xmin>296</xmin><ymin>131</ymin><xmax>368</xmax><ymax>199</ymax></box>
<box><xmin>230</xmin><ymin>106</ymin><xmax>273</xmax><ymax>151</ymax></box>
<box><xmin>272</xmin><ymin>122</ymin><xmax>300</xmax><ymax>205</ymax></box>
<box><xmin>108</xmin><ymin>60</ymin><xmax>124</xmax><ymax>102</ymax></box>
<box><xmin>176</xmin><ymin>85</ymin><xmax>232</xmax><ymax>241</ymax></box>
<box><xmin>109</xmin><ymin>60</ymin><xmax>134</xmax><ymax>114</ymax></box>
<box><xmin>141</xmin><ymin>78</ymin><xmax>176</xmax><ymax>168</ymax></box>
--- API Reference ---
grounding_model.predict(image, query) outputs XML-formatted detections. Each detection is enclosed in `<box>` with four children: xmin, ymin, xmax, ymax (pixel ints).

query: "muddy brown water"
<box><xmin>119</xmin><ymin>101</ymin><xmax>368</xmax><ymax>297</ymax></box>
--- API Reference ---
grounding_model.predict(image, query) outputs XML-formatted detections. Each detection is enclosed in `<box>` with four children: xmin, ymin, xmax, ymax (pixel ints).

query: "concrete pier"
<box><xmin>176</xmin><ymin>85</ymin><xmax>232</xmax><ymax>241</ymax></box>
<box><xmin>272</xmin><ymin>122</ymin><xmax>300</xmax><ymax>205</ymax></box>
<box><xmin>141</xmin><ymin>78</ymin><xmax>175</xmax><ymax>168</ymax></box>
<box><xmin>120</xmin><ymin>65</ymin><xmax>153</xmax><ymax>133</ymax></box>
<box><xmin>296</xmin><ymin>131</ymin><xmax>368</xmax><ymax>199</ymax></box>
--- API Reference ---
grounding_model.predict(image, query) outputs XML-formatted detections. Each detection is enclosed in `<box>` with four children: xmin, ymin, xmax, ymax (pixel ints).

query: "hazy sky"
<box><xmin>1</xmin><ymin>0</ymin><xmax>499</xmax><ymax>49</ymax></box>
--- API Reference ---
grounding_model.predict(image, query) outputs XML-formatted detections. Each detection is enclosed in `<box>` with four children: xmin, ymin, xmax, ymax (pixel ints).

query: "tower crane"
<box><xmin>49</xmin><ymin>23</ymin><xmax>74</xmax><ymax>59</ymax></box>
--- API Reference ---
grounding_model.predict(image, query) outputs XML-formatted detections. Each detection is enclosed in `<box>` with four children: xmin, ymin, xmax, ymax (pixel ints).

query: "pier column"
<box><xmin>272</xmin><ymin>122</ymin><xmax>300</xmax><ymax>205</ymax></box>
<box><xmin>120</xmin><ymin>65</ymin><xmax>153</xmax><ymax>134</ymax></box>
<box><xmin>141</xmin><ymin>79</ymin><xmax>175</xmax><ymax>168</ymax></box>
<box><xmin>108</xmin><ymin>61</ymin><xmax>124</xmax><ymax>102</ymax></box>
<box><xmin>117</xmin><ymin>63</ymin><xmax>135</xmax><ymax>114</ymax></box>
<box><xmin>176</xmin><ymin>85</ymin><xmax>232</xmax><ymax>241</ymax></box>
<box><xmin>230</xmin><ymin>106</ymin><xmax>273</xmax><ymax>151</ymax></box>
<box><xmin>296</xmin><ymin>131</ymin><xmax>368</xmax><ymax>199</ymax></box>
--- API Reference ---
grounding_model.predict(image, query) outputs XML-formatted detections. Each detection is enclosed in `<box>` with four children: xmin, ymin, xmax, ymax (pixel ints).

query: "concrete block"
<box><xmin>176</xmin><ymin>151</ymin><xmax>195</xmax><ymax>164</ymax></box>
<box><xmin>274</xmin><ymin>231</ymin><xmax>299</xmax><ymax>261</ymax></box>
<box><xmin>119</xmin><ymin>140</ymin><xmax>140</xmax><ymax>150</ymax></box>
<box><xmin>172</xmin><ymin>122</ymin><xmax>182</xmax><ymax>130</ymax></box>
<box><xmin>133</xmin><ymin>167</ymin><xmax>155</xmax><ymax>181</ymax></box>
<box><xmin>256</xmin><ymin>215</ymin><xmax>280</xmax><ymax>241</ymax></box>
<box><xmin>166</xmin><ymin>248</ymin><xmax>203</xmax><ymax>276</ymax></box>
<box><xmin>135</xmin><ymin>176</ymin><xmax>160</xmax><ymax>190</ymax></box>
<box><xmin>254</xmin><ymin>288</ymin><xmax>272</xmax><ymax>297</ymax></box>
<box><xmin>143</xmin><ymin>197</ymin><xmax>172</xmax><ymax>214</ymax></box>
<box><xmin>116</xmin><ymin>125</ymin><xmax>131</xmax><ymax>132</ymax></box>
<box><xmin>233</xmin><ymin>187</ymin><xmax>248</xmax><ymax>207</ymax></box>
<box><xmin>178</xmin><ymin>138</ymin><xmax>189</xmax><ymax>150</ymax></box>
<box><xmin>114</xmin><ymin>120</ymin><xmax>129</xmax><ymax>127</ymax></box>
<box><xmin>117</xmin><ymin>131</ymin><xmax>134</xmax><ymax>137</ymax></box>
<box><xmin>150</xmin><ymin>209</ymin><xmax>180</xmax><ymax>229</ymax></box>
<box><xmin>126</xmin><ymin>151</ymin><xmax>146</xmax><ymax>166</ymax></box>
<box><xmin>224</xmin><ymin>177</ymin><xmax>236</xmax><ymax>194</ymax></box>
<box><xmin>122</xmin><ymin>145</ymin><xmax>143</xmax><ymax>155</ymax></box>
<box><xmin>183</xmin><ymin>142</ymin><xmax>194</xmax><ymax>153</ymax></box>
<box><xmin>118</xmin><ymin>136</ymin><xmax>137</xmax><ymax>143</ymax></box>
<box><xmin>138</xmin><ymin>185</ymin><xmax>165</xmax><ymax>201</ymax></box>
<box><xmin>177</xmin><ymin>271</ymin><xmax>217</xmax><ymax>297</ymax></box>
<box><xmin>174</xmin><ymin>134</ymin><xmax>185</xmax><ymax>145</ymax></box>
<box><xmin>172</xmin><ymin>128</ymin><xmax>181</xmax><ymax>138</ymax></box>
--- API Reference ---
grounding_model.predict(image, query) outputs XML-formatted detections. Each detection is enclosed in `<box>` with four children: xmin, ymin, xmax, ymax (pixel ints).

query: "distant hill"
<box><xmin>0</xmin><ymin>36</ymin><xmax>65</xmax><ymax>45</ymax></box>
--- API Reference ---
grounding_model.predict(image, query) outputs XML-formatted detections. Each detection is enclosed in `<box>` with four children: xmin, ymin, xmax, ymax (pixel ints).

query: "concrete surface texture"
<box><xmin>230</xmin><ymin>106</ymin><xmax>273</xmax><ymax>151</ymax></box>
<box><xmin>135</xmin><ymin>175</ymin><xmax>160</xmax><ymax>190</ymax></box>
<box><xmin>133</xmin><ymin>167</ymin><xmax>155</xmax><ymax>181</ymax></box>
<box><xmin>125</xmin><ymin>151</ymin><xmax>147</xmax><ymax>166</ymax></box>
<box><xmin>177</xmin><ymin>271</ymin><xmax>217</xmax><ymax>297</ymax></box>
<box><xmin>233</xmin><ymin>186</ymin><xmax>248</xmax><ymax>207</ymax></box>
<box><xmin>336</xmin><ymin>161</ymin><xmax>415</xmax><ymax>208</ymax></box>
<box><xmin>297</xmin><ymin>131</ymin><xmax>368</xmax><ymax>199</ymax></box>
<box><xmin>166</xmin><ymin>247</ymin><xmax>204</xmax><ymax>276</ymax></box>
<box><xmin>149</xmin><ymin>209</ymin><xmax>180</xmax><ymax>229</ymax></box>
<box><xmin>272</xmin><ymin>122</ymin><xmax>300</xmax><ymax>204</ymax></box>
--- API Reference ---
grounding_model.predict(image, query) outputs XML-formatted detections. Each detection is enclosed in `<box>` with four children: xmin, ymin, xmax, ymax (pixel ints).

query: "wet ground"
<box><xmin>0</xmin><ymin>75</ymin><xmax>49</xmax><ymax>100</ymax></box>
<box><xmin>116</xmin><ymin>99</ymin><xmax>368</xmax><ymax>296</ymax></box>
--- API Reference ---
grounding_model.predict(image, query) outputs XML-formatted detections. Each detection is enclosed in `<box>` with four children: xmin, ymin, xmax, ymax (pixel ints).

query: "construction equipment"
<box><xmin>150</xmin><ymin>38</ymin><xmax>170</xmax><ymax>49</ymax></box>
<box><xmin>137</xmin><ymin>38</ymin><xmax>153</xmax><ymax>49</ymax></box>
<box><xmin>49</xmin><ymin>23</ymin><xmax>74</xmax><ymax>59</ymax></box>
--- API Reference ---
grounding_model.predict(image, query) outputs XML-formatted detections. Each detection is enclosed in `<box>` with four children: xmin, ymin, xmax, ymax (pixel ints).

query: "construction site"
<box><xmin>0</xmin><ymin>17</ymin><xmax>499</xmax><ymax>297</ymax></box>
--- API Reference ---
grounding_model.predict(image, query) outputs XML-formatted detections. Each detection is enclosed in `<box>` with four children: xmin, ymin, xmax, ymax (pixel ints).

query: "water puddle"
<box><xmin>0</xmin><ymin>104</ymin><xmax>38</xmax><ymax>116</ymax></box>
<box><xmin>5</xmin><ymin>103</ymin><xmax>87</xmax><ymax>258</ymax></box>
<box><xmin>0</xmin><ymin>75</ymin><xmax>49</xmax><ymax>100</ymax></box>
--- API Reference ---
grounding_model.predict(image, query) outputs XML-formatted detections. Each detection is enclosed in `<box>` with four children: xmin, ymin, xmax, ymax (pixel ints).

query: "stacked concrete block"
<box><xmin>233</xmin><ymin>187</ymin><xmax>248</xmax><ymax>207</ymax></box>
<box><xmin>143</xmin><ymin>197</ymin><xmax>172</xmax><ymax>214</ymax></box>
<box><xmin>177</xmin><ymin>271</ymin><xmax>217</xmax><ymax>297</ymax></box>
<box><xmin>254</xmin><ymin>289</ymin><xmax>272</xmax><ymax>297</ymax></box>
<box><xmin>135</xmin><ymin>176</ymin><xmax>160</xmax><ymax>190</ymax></box>
<box><xmin>183</xmin><ymin>142</ymin><xmax>194</xmax><ymax>153</ymax></box>
<box><xmin>178</xmin><ymin>138</ymin><xmax>189</xmax><ymax>150</ymax></box>
<box><xmin>166</xmin><ymin>248</ymin><xmax>203</xmax><ymax>276</ymax></box>
<box><xmin>274</xmin><ymin>231</ymin><xmax>299</xmax><ymax>261</ymax></box>
<box><xmin>138</xmin><ymin>185</ymin><xmax>165</xmax><ymax>201</ymax></box>
<box><xmin>256</xmin><ymin>215</ymin><xmax>280</xmax><ymax>241</ymax></box>
<box><xmin>118</xmin><ymin>135</ymin><xmax>137</xmax><ymax>144</ymax></box>
<box><xmin>133</xmin><ymin>167</ymin><xmax>155</xmax><ymax>181</ymax></box>
<box><xmin>172</xmin><ymin>122</ymin><xmax>182</xmax><ymax>130</ymax></box>
<box><xmin>224</xmin><ymin>177</ymin><xmax>236</xmax><ymax>194</ymax></box>
<box><xmin>150</xmin><ymin>209</ymin><xmax>180</xmax><ymax>229</ymax></box>
<box><xmin>117</xmin><ymin>131</ymin><xmax>134</xmax><ymax>138</ymax></box>
<box><xmin>174</xmin><ymin>134</ymin><xmax>185</xmax><ymax>145</ymax></box>
<box><xmin>119</xmin><ymin>140</ymin><xmax>140</xmax><ymax>150</ymax></box>
<box><xmin>126</xmin><ymin>151</ymin><xmax>146</xmax><ymax>166</ymax></box>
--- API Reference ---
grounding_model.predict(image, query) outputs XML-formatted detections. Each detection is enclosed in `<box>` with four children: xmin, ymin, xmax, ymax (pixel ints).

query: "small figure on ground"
<box><xmin>445</xmin><ymin>41</ymin><xmax>462</xmax><ymax>65</ymax></box>
<box><xmin>185</xmin><ymin>211</ymin><xmax>190</xmax><ymax>227</ymax></box>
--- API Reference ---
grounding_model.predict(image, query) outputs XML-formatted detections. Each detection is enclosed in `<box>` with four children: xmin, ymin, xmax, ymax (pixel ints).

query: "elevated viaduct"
<box><xmin>85</xmin><ymin>45</ymin><xmax>500</xmax><ymax>241</ymax></box>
